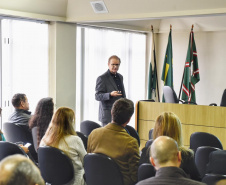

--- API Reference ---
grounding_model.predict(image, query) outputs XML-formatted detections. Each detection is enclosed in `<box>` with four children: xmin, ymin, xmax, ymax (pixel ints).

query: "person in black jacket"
<box><xmin>137</xmin><ymin>136</ymin><xmax>205</xmax><ymax>185</ymax></box>
<box><xmin>139</xmin><ymin>112</ymin><xmax>201</xmax><ymax>181</ymax></box>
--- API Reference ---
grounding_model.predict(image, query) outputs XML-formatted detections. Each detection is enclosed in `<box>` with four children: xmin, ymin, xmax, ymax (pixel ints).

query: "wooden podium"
<box><xmin>135</xmin><ymin>101</ymin><xmax>226</xmax><ymax>149</ymax></box>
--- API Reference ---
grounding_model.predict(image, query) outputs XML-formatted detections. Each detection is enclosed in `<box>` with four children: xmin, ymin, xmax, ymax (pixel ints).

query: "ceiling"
<box><xmin>1</xmin><ymin>0</ymin><xmax>226</xmax><ymax>32</ymax></box>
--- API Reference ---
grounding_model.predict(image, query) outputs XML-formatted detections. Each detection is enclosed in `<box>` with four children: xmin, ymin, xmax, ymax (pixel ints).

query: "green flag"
<box><xmin>181</xmin><ymin>29</ymin><xmax>200</xmax><ymax>103</ymax></box>
<box><xmin>147</xmin><ymin>32</ymin><xmax>157</xmax><ymax>100</ymax></box>
<box><xmin>161</xmin><ymin>29</ymin><xmax>173</xmax><ymax>102</ymax></box>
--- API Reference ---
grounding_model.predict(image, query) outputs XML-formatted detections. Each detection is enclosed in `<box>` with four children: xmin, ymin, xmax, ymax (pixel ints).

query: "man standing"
<box><xmin>88</xmin><ymin>98</ymin><xmax>140</xmax><ymax>185</ymax></box>
<box><xmin>136</xmin><ymin>136</ymin><xmax>205</xmax><ymax>185</ymax></box>
<box><xmin>8</xmin><ymin>93</ymin><xmax>31</xmax><ymax>126</ymax></box>
<box><xmin>95</xmin><ymin>55</ymin><xmax>126</xmax><ymax>126</ymax></box>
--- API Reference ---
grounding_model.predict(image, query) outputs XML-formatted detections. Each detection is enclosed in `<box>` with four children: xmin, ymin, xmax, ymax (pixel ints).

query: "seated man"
<box><xmin>0</xmin><ymin>154</ymin><xmax>44</xmax><ymax>185</ymax></box>
<box><xmin>8</xmin><ymin>93</ymin><xmax>31</xmax><ymax>127</ymax></box>
<box><xmin>136</xmin><ymin>136</ymin><xmax>205</xmax><ymax>185</ymax></box>
<box><xmin>88</xmin><ymin>98</ymin><xmax>140</xmax><ymax>185</ymax></box>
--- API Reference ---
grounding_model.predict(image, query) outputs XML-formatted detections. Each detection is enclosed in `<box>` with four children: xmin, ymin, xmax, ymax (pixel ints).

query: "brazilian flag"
<box><xmin>161</xmin><ymin>29</ymin><xmax>173</xmax><ymax>102</ymax></box>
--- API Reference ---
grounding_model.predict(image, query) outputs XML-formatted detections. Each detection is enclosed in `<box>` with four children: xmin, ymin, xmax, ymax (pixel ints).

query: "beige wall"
<box><xmin>49</xmin><ymin>22</ymin><xmax>77</xmax><ymax>111</ymax></box>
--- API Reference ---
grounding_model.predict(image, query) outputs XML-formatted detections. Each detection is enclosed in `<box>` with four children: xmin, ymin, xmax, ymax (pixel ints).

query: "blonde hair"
<box><xmin>153</xmin><ymin>112</ymin><xmax>191</xmax><ymax>155</ymax></box>
<box><xmin>42</xmin><ymin>107</ymin><xmax>77</xmax><ymax>148</ymax></box>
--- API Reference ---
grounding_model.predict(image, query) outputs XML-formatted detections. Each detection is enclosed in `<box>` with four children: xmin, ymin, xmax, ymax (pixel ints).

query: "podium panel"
<box><xmin>136</xmin><ymin>101</ymin><xmax>226</xmax><ymax>149</ymax></box>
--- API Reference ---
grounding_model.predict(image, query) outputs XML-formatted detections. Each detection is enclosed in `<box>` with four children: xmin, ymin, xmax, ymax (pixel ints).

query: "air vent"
<box><xmin>90</xmin><ymin>1</ymin><xmax>108</xmax><ymax>13</ymax></box>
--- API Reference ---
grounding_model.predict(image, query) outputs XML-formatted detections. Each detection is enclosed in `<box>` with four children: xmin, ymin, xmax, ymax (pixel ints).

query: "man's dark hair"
<box><xmin>111</xmin><ymin>98</ymin><xmax>134</xmax><ymax>125</ymax></box>
<box><xmin>12</xmin><ymin>94</ymin><xmax>26</xmax><ymax>108</ymax></box>
<box><xmin>108</xmin><ymin>55</ymin><xmax>121</xmax><ymax>64</ymax></box>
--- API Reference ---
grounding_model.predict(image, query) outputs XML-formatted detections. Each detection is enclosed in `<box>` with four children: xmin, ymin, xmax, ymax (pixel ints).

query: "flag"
<box><xmin>161</xmin><ymin>29</ymin><xmax>173</xmax><ymax>102</ymax></box>
<box><xmin>147</xmin><ymin>31</ymin><xmax>157</xmax><ymax>100</ymax></box>
<box><xmin>181</xmin><ymin>29</ymin><xmax>200</xmax><ymax>103</ymax></box>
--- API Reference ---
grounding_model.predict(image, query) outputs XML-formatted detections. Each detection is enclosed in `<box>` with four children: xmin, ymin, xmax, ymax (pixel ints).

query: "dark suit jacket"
<box><xmin>136</xmin><ymin>167</ymin><xmax>205</xmax><ymax>185</ymax></box>
<box><xmin>95</xmin><ymin>70</ymin><xmax>126</xmax><ymax>124</ymax></box>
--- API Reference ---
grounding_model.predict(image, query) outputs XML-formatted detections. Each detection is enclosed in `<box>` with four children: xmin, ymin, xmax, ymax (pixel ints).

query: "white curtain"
<box><xmin>1</xmin><ymin>19</ymin><xmax>49</xmax><ymax>123</ymax></box>
<box><xmin>76</xmin><ymin>27</ymin><xmax>146</xmax><ymax>130</ymax></box>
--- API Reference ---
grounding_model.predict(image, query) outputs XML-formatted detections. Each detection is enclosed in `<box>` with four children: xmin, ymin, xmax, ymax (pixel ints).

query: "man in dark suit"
<box><xmin>95</xmin><ymin>55</ymin><xmax>126</xmax><ymax>126</ymax></box>
<box><xmin>136</xmin><ymin>136</ymin><xmax>205</xmax><ymax>185</ymax></box>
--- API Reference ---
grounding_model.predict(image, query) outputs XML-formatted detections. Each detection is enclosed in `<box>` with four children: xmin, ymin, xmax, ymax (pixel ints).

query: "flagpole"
<box><xmin>178</xmin><ymin>25</ymin><xmax>194</xmax><ymax>100</ymax></box>
<box><xmin>151</xmin><ymin>25</ymin><xmax>160</xmax><ymax>102</ymax></box>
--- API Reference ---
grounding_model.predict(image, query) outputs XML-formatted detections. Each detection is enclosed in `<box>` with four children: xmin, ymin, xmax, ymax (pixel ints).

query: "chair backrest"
<box><xmin>163</xmin><ymin>86</ymin><xmax>179</xmax><ymax>103</ymax></box>
<box><xmin>0</xmin><ymin>141</ymin><xmax>27</xmax><ymax>161</ymax></box>
<box><xmin>76</xmin><ymin>131</ymin><xmax>88</xmax><ymax>150</ymax></box>
<box><xmin>220</xmin><ymin>89</ymin><xmax>226</xmax><ymax>107</ymax></box>
<box><xmin>138</xmin><ymin>163</ymin><xmax>156</xmax><ymax>182</ymax></box>
<box><xmin>190</xmin><ymin>132</ymin><xmax>223</xmax><ymax>153</ymax></box>
<box><xmin>206</xmin><ymin>150</ymin><xmax>226</xmax><ymax>175</ymax></box>
<box><xmin>125</xmin><ymin>125</ymin><xmax>140</xmax><ymax>146</ymax></box>
<box><xmin>31</xmin><ymin>127</ymin><xmax>38</xmax><ymax>152</ymax></box>
<box><xmin>84</xmin><ymin>153</ymin><xmax>124</xmax><ymax>185</ymax></box>
<box><xmin>149</xmin><ymin>128</ymin><xmax>153</xmax><ymax>139</ymax></box>
<box><xmin>3</xmin><ymin>122</ymin><xmax>33</xmax><ymax>144</ymax></box>
<box><xmin>202</xmin><ymin>174</ymin><xmax>226</xmax><ymax>185</ymax></box>
<box><xmin>145</xmin><ymin>139</ymin><xmax>154</xmax><ymax>148</ymax></box>
<box><xmin>80</xmin><ymin>120</ymin><xmax>101</xmax><ymax>136</ymax></box>
<box><xmin>195</xmin><ymin>146</ymin><xmax>221</xmax><ymax>178</ymax></box>
<box><xmin>38</xmin><ymin>146</ymin><xmax>74</xmax><ymax>185</ymax></box>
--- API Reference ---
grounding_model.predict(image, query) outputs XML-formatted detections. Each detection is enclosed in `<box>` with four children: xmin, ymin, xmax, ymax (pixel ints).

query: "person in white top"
<box><xmin>40</xmin><ymin>107</ymin><xmax>87</xmax><ymax>185</ymax></box>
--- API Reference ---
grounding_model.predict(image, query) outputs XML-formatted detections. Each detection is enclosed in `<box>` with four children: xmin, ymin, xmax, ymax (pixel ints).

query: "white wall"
<box><xmin>155</xmin><ymin>30</ymin><xmax>226</xmax><ymax>105</ymax></box>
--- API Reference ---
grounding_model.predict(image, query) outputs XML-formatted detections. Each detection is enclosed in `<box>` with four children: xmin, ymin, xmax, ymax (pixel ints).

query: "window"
<box><xmin>1</xmin><ymin>19</ymin><xmax>49</xmax><ymax>124</ymax></box>
<box><xmin>76</xmin><ymin>26</ymin><xmax>146</xmax><ymax>129</ymax></box>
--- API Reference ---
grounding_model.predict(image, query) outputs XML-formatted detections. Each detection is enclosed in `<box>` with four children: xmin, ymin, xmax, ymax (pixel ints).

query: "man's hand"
<box><xmin>110</xmin><ymin>91</ymin><xmax>122</xmax><ymax>97</ymax></box>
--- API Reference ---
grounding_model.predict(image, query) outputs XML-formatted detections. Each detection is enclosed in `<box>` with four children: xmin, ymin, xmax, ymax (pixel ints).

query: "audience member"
<box><xmin>87</xmin><ymin>98</ymin><xmax>140</xmax><ymax>185</ymax></box>
<box><xmin>7</xmin><ymin>93</ymin><xmax>37</xmax><ymax>162</ymax></box>
<box><xmin>140</xmin><ymin>112</ymin><xmax>201</xmax><ymax>181</ymax></box>
<box><xmin>0</xmin><ymin>154</ymin><xmax>44</xmax><ymax>185</ymax></box>
<box><xmin>8</xmin><ymin>93</ymin><xmax>31</xmax><ymax>127</ymax></box>
<box><xmin>40</xmin><ymin>107</ymin><xmax>87</xmax><ymax>185</ymax></box>
<box><xmin>136</xmin><ymin>136</ymin><xmax>205</xmax><ymax>185</ymax></box>
<box><xmin>216</xmin><ymin>179</ymin><xmax>226</xmax><ymax>185</ymax></box>
<box><xmin>29</xmin><ymin>97</ymin><xmax>54</xmax><ymax>146</ymax></box>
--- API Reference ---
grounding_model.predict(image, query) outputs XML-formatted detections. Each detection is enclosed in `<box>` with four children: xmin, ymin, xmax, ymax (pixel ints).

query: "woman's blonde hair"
<box><xmin>42</xmin><ymin>107</ymin><xmax>77</xmax><ymax>148</ymax></box>
<box><xmin>152</xmin><ymin>112</ymin><xmax>191</xmax><ymax>155</ymax></box>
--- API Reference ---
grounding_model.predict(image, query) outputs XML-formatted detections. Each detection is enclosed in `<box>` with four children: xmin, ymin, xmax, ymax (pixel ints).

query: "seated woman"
<box><xmin>29</xmin><ymin>97</ymin><xmax>54</xmax><ymax>146</ymax></box>
<box><xmin>140</xmin><ymin>112</ymin><xmax>201</xmax><ymax>181</ymax></box>
<box><xmin>40</xmin><ymin>107</ymin><xmax>87</xmax><ymax>185</ymax></box>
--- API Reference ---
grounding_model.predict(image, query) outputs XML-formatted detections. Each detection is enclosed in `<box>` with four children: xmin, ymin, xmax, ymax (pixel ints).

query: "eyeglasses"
<box><xmin>111</xmin><ymin>64</ymin><xmax>120</xmax><ymax>67</ymax></box>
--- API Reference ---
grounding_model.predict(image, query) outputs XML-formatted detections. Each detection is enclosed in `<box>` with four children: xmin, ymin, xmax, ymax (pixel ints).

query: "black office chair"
<box><xmin>190</xmin><ymin>132</ymin><xmax>223</xmax><ymax>153</ymax></box>
<box><xmin>206</xmin><ymin>150</ymin><xmax>226</xmax><ymax>175</ymax></box>
<box><xmin>31</xmin><ymin>126</ymin><xmax>38</xmax><ymax>152</ymax></box>
<box><xmin>202</xmin><ymin>174</ymin><xmax>226</xmax><ymax>185</ymax></box>
<box><xmin>138</xmin><ymin>163</ymin><xmax>156</xmax><ymax>182</ymax></box>
<box><xmin>84</xmin><ymin>153</ymin><xmax>124</xmax><ymax>185</ymax></box>
<box><xmin>80</xmin><ymin>120</ymin><xmax>101</xmax><ymax>136</ymax></box>
<box><xmin>145</xmin><ymin>139</ymin><xmax>154</xmax><ymax>148</ymax></box>
<box><xmin>149</xmin><ymin>128</ymin><xmax>153</xmax><ymax>139</ymax></box>
<box><xmin>3</xmin><ymin>122</ymin><xmax>38</xmax><ymax>162</ymax></box>
<box><xmin>76</xmin><ymin>131</ymin><xmax>88</xmax><ymax>150</ymax></box>
<box><xmin>195</xmin><ymin>146</ymin><xmax>221</xmax><ymax>178</ymax></box>
<box><xmin>220</xmin><ymin>89</ymin><xmax>226</xmax><ymax>107</ymax></box>
<box><xmin>163</xmin><ymin>86</ymin><xmax>197</xmax><ymax>104</ymax></box>
<box><xmin>163</xmin><ymin>86</ymin><xmax>181</xmax><ymax>103</ymax></box>
<box><xmin>38</xmin><ymin>146</ymin><xmax>74</xmax><ymax>185</ymax></box>
<box><xmin>125</xmin><ymin>125</ymin><xmax>140</xmax><ymax>146</ymax></box>
<box><xmin>0</xmin><ymin>141</ymin><xmax>27</xmax><ymax>161</ymax></box>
